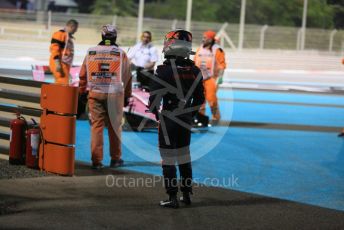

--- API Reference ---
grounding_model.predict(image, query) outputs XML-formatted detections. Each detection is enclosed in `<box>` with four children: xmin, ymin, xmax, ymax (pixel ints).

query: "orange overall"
<box><xmin>79</xmin><ymin>43</ymin><xmax>132</xmax><ymax>164</ymax></box>
<box><xmin>49</xmin><ymin>29</ymin><xmax>74</xmax><ymax>84</ymax></box>
<box><xmin>194</xmin><ymin>44</ymin><xmax>226</xmax><ymax>120</ymax></box>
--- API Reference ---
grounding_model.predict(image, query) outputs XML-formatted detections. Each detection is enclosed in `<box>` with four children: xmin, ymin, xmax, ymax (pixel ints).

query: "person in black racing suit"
<box><xmin>148</xmin><ymin>30</ymin><xmax>205</xmax><ymax>208</ymax></box>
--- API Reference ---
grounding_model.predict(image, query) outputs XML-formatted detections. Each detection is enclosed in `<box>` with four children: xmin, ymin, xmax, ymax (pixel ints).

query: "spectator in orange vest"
<box><xmin>79</xmin><ymin>25</ymin><xmax>132</xmax><ymax>169</ymax></box>
<box><xmin>49</xmin><ymin>19</ymin><xmax>78</xmax><ymax>85</ymax></box>
<box><xmin>194</xmin><ymin>30</ymin><xmax>226</xmax><ymax>123</ymax></box>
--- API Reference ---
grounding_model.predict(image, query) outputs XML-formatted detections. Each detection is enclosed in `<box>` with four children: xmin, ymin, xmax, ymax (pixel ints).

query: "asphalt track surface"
<box><xmin>1</xmin><ymin>160</ymin><xmax>344</xmax><ymax>229</ymax></box>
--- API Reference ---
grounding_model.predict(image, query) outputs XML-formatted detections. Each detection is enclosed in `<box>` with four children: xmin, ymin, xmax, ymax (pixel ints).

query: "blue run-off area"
<box><xmin>76</xmin><ymin>89</ymin><xmax>344</xmax><ymax>211</ymax></box>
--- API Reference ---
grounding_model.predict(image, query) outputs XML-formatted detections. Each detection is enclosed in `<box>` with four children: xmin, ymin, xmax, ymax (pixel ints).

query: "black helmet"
<box><xmin>163</xmin><ymin>29</ymin><xmax>195</xmax><ymax>58</ymax></box>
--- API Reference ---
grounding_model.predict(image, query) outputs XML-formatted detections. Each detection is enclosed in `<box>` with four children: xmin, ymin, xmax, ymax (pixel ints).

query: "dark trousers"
<box><xmin>159</xmin><ymin>115</ymin><xmax>193</xmax><ymax>195</ymax></box>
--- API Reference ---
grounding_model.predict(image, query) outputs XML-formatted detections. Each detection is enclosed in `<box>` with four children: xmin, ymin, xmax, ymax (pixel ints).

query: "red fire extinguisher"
<box><xmin>26</xmin><ymin>119</ymin><xmax>41</xmax><ymax>169</ymax></box>
<box><xmin>9</xmin><ymin>112</ymin><xmax>27</xmax><ymax>165</ymax></box>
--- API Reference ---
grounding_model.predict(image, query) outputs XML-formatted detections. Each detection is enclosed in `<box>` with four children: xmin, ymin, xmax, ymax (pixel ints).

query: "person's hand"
<box><xmin>146</xmin><ymin>105</ymin><xmax>160</xmax><ymax>121</ymax></box>
<box><xmin>144</xmin><ymin>62</ymin><xmax>155</xmax><ymax>70</ymax></box>
<box><xmin>79</xmin><ymin>92</ymin><xmax>88</xmax><ymax>105</ymax></box>
<box><xmin>54</xmin><ymin>60</ymin><xmax>63</xmax><ymax>74</ymax></box>
<box><xmin>124</xmin><ymin>97</ymin><xmax>130</xmax><ymax>107</ymax></box>
<box><xmin>216</xmin><ymin>76</ymin><xmax>223</xmax><ymax>85</ymax></box>
<box><xmin>153</xmin><ymin>111</ymin><xmax>160</xmax><ymax>121</ymax></box>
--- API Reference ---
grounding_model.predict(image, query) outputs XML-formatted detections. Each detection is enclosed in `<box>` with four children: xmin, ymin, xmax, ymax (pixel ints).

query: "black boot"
<box><xmin>159</xmin><ymin>194</ymin><xmax>179</xmax><ymax>209</ymax></box>
<box><xmin>110</xmin><ymin>159</ymin><xmax>124</xmax><ymax>168</ymax></box>
<box><xmin>91</xmin><ymin>162</ymin><xmax>104</xmax><ymax>170</ymax></box>
<box><xmin>180</xmin><ymin>192</ymin><xmax>191</xmax><ymax>205</ymax></box>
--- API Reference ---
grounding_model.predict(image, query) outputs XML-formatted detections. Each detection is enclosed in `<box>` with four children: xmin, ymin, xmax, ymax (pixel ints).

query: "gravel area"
<box><xmin>0</xmin><ymin>159</ymin><xmax>54</xmax><ymax>179</ymax></box>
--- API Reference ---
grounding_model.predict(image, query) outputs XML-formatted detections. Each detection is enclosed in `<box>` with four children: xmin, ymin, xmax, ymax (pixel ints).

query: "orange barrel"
<box><xmin>39</xmin><ymin>143</ymin><xmax>75</xmax><ymax>176</ymax></box>
<box><xmin>39</xmin><ymin>83</ymin><xmax>78</xmax><ymax>176</ymax></box>
<box><xmin>40</xmin><ymin>83</ymin><xmax>79</xmax><ymax>114</ymax></box>
<box><xmin>40</xmin><ymin>111</ymin><xmax>76</xmax><ymax>145</ymax></box>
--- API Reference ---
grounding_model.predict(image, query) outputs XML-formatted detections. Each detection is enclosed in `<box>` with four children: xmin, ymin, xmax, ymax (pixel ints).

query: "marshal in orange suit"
<box><xmin>79</xmin><ymin>25</ymin><xmax>132</xmax><ymax>170</ymax></box>
<box><xmin>49</xmin><ymin>19</ymin><xmax>78</xmax><ymax>85</ymax></box>
<box><xmin>194</xmin><ymin>30</ymin><xmax>226</xmax><ymax>122</ymax></box>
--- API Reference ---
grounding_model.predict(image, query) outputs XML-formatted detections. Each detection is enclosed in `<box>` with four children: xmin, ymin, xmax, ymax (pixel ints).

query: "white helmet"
<box><xmin>101</xmin><ymin>24</ymin><xmax>117</xmax><ymax>41</ymax></box>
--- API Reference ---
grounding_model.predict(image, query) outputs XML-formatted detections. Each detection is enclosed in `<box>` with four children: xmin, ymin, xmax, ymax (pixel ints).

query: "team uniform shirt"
<box><xmin>194</xmin><ymin>44</ymin><xmax>226</xmax><ymax>80</ymax></box>
<box><xmin>127</xmin><ymin>42</ymin><xmax>159</xmax><ymax>69</ymax></box>
<box><xmin>79</xmin><ymin>42</ymin><xmax>131</xmax><ymax>97</ymax></box>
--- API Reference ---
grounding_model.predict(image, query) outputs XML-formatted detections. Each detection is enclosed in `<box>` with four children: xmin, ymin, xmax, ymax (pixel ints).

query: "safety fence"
<box><xmin>0</xmin><ymin>9</ymin><xmax>343</xmax><ymax>53</ymax></box>
<box><xmin>0</xmin><ymin>76</ymin><xmax>42</xmax><ymax>155</ymax></box>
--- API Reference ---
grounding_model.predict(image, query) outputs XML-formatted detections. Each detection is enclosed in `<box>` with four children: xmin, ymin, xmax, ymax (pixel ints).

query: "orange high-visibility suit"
<box><xmin>194</xmin><ymin>44</ymin><xmax>226</xmax><ymax>121</ymax></box>
<box><xmin>49</xmin><ymin>29</ymin><xmax>75</xmax><ymax>84</ymax></box>
<box><xmin>79</xmin><ymin>42</ymin><xmax>132</xmax><ymax>164</ymax></box>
